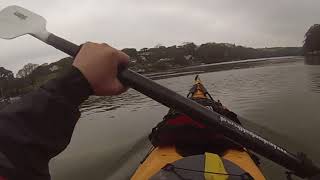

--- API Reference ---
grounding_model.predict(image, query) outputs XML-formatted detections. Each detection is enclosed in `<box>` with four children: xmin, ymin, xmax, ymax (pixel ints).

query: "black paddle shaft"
<box><xmin>45</xmin><ymin>33</ymin><xmax>320</xmax><ymax>178</ymax></box>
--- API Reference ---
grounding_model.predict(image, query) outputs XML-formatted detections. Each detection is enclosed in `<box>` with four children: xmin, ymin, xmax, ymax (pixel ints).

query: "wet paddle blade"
<box><xmin>0</xmin><ymin>5</ymin><xmax>48</xmax><ymax>40</ymax></box>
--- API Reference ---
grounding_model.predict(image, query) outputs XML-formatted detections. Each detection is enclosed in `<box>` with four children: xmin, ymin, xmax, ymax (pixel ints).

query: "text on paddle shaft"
<box><xmin>14</xmin><ymin>11</ymin><xmax>27</xmax><ymax>20</ymax></box>
<box><xmin>220</xmin><ymin>116</ymin><xmax>289</xmax><ymax>154</ymax></box>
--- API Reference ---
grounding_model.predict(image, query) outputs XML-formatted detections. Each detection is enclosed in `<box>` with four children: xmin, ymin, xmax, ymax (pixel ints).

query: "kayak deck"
<box><xmin>132</xmin><ymin>146</ymin><xmax>265</xmax><ymax>180</ymax></box>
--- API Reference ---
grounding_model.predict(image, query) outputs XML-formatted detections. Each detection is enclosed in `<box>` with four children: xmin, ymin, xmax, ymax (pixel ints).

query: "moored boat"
<box><xmin>132</xmin><ymin>75</ymin><xmax>265</xmax><ymax>180</ymax></box>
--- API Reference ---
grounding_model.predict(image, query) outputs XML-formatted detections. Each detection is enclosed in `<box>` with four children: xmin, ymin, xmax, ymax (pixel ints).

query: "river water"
<box><xmin>49</xmin><ymin>57</ymin><xmax>320</xmax><ymax>180</ymax></box>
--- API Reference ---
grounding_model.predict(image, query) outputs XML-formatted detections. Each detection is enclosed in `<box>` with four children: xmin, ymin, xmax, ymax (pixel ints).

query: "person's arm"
<box><xmin>0</xmin><ymin>67</ymin><xmax>92</xmax><ymax>179</ymax></box>
<box><xmin>0</xmin><ymin>42</ymin><xmax>129</xmax><ymax>180</ymax></box>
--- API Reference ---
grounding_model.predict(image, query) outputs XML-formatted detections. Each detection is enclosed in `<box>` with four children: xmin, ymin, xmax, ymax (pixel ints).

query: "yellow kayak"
<box><xmin>132</xmin><ymin>75</ymin><xmax>265</xmax><ymax>180</ymax></box>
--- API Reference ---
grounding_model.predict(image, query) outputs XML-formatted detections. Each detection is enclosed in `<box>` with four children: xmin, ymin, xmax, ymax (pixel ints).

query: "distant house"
<box><xmin>139</xmin><ymin>56</ymin><xmax>148</xmax><ymax>62</ymax></box>
<box><xmin>49</xmin><ymin>65</ymin><xmax>59</xmax><ymax>72</ymax></box>
<box><xmin>136</xmin><ymin>69</ymin><xmax>145</xmax><ymax>73</ymax></box>
<box><xmin>139</xmin><ymin>52</ymin><xmax>152</xmax><ymax>56</ymax></box>
<box><xmin>184</xmin><ymin>55</ymin><xmax>193</xmax><ymax>61</ymax></box>
<box><xmin>158</xmin><ymin>58</ymin><xmax>174</xmax><ymax>62</ymax></box>
<box><xmin>307</xmin><ymin>50</ymin><xmax>320</xmax><ymax>55</ymax></box>
<box><xmin>223</xmin><ymin>43</ymin><xmax>236</xmax><ymax>48</ymax></box>
<box><xmin>130</xmin><ymin>58</ymin><xmax>137</xmax><ymax>63</ymax></box>
<box><xmin>140</xmin><ymin>48</ymin><xmax>149</xmax><ymax>52</ymax></box>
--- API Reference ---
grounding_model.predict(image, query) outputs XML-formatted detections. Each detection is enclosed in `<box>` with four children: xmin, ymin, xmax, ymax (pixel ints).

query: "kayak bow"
<box><xmin>132</xmin><ymin>76</ymin><xmax>265</xmax><ymax>180</ymax></box>
<box><xmin>131</xmin><ymin>76</ymin><xmax>319</xmax><ymax>179</ymax></box>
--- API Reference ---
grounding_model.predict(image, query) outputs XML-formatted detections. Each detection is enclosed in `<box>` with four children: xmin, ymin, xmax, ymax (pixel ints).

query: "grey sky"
<box><xmin>0</xmin><ymin>0</ymin><xmax>319</xmax><ymax>73</ymax></box>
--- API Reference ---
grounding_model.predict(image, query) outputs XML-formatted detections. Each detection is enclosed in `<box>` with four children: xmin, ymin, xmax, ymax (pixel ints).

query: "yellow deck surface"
<box><xmin>223</xmin><ymin>149</ymin><xmax>266</xmax><ymax>180</ymax></box>
<box><xmin>131</xmin><ymin>147</ymin><xmax>265</xmax><ymax>180</ymax></box>
<box><xmin>131</xmin><ymin>146</ymin><xmax>182</xmax><ymax>180</ymax></box>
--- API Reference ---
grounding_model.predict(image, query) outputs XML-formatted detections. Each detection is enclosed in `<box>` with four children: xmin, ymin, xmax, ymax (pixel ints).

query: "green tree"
<box><xmin>28</xmin><ymin>57</ymin><xmax>73</xmax><ymax>87</ymax></box>
<box><xmin>195</xmin><ymin>43</ymin><xmax>227</xmax><ymax>63</ymax></box>
<box><xmin>303</xmin><ymin>24</ymin><xmax>320</xmax><ymax>54</ymax></box>
<box><xmin>122</xmin><ymin>48</ymin><xmax>138</xmax><ymax>58</ymax></box>
<box><xmin>0</xmin><ymin>67</ymin><xmax>14</xmax><ymax>97</ymax></box>
<box><xmin>16</xmin><ymin>63</ymin><xmax>39</xmax><ymax>78</ymax></box>
<box><xmin>0</xmin><ymin>67</ymin><xmax>13</xmax><ymax>79</ymax></box>
<box><xmin>181</xmin><ymin>42</ymin><xmax>197</xmax><ymax>55</ymax></box>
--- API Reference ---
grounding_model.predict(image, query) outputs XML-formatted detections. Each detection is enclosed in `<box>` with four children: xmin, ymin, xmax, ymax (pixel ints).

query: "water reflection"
<box><xmin>305</xmin><ymin>56</ymin><xmax>320</xmax><ymax>65</ymax></box>
<box><xmin>80</xmin><ymin>89</ymin><xmax>158</xmax><ymax>118</ymax></box>
<box><xmin>306</xmin><ymin>65</ymin><xmax>320</xmax><ymax>93</ymax></box>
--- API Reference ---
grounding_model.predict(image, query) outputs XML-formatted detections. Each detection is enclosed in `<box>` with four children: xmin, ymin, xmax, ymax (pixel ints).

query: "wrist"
<box><xmin>42</xmin><ymin>66</ymin><xmax>93</xmax><ymax>106</ymax></box>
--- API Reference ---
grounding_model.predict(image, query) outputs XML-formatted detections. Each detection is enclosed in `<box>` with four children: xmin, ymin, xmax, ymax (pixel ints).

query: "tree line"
<box><xmin>303</xmin><ymin>24</ymin><xmax>320</xmax><ymax>55</ymax></box>
<box><xmin>124</xmin><ymin>43</ymin><xmax>301</xmax><ymax>72</ymax></box>
<box><xmin>0</xmin><ymin>57</ymin><xmax>72</xmax><ymax>98</ymax></box>
<box><xmin>1</xmin><ymin>42</ymin><xmax>303</xmax><ymax>98</ymax></box>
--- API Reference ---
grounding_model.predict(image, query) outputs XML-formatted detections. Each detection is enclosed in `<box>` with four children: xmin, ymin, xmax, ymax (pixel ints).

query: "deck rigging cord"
<box><xmin>162</xmin><ymin>163</ymin><xmax>254</xmax><ymax>180</ymax></box>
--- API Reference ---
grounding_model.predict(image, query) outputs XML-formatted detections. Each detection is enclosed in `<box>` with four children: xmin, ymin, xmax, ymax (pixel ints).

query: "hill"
<box><xmin>0</xmin><ymin>42</ymin><xmax>302</xmax><ymax>97</ymax></box>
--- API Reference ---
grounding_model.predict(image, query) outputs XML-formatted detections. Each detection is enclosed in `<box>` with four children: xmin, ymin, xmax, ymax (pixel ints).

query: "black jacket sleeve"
<box><xmin>0</xmin><ymin>66</ymin><xmax>92</xmax><ymax>180</ymax></box>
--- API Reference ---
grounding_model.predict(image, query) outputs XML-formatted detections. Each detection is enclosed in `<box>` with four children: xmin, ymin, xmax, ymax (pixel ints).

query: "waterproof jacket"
<box><xmin>0</xmin><ymin>67</ymin><xmax>92</xmax><ymax>180</ymax></box>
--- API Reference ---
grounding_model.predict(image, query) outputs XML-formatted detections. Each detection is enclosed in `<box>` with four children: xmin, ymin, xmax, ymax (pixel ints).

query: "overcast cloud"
<box><xmin>0</xmin><ymin>0</ymin><xmax>319</xmax><ymax>73</ymax></box>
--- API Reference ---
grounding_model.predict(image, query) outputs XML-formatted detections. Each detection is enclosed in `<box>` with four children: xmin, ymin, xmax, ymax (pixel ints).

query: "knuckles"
<box><xmin>83</xmin><ymin>42</ymin><xmax>124</xmax><ymax>64</ymax></box>
<box><xmin>109</xmin><ymin>49</ymin><xmax>118</xmax><ymax>59</ymax></box>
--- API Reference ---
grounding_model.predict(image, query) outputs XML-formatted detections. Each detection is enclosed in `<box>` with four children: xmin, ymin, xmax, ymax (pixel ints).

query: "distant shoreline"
<box><xmin>172</xmin><ymin>56</ymin><xmax>301</xmax><ymax>71</ymax></box>
<box><xmin>147</xmin><ymin>56</ymin><xmax>303</xmax><ymax>80</ymax></box>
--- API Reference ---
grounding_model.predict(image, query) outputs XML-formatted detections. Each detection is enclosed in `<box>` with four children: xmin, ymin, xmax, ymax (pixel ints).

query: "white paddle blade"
<box><xmin>0</xmin><ymin>5</ymin><xmax>47</xmax><ymax>39</ymax></box>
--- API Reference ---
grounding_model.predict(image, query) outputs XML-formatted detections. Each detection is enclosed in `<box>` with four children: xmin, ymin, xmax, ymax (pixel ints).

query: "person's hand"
<box><xmin>73</xmin><ymin>42</ymin><xmax>129</xmax><ymax>96</ymax></box>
